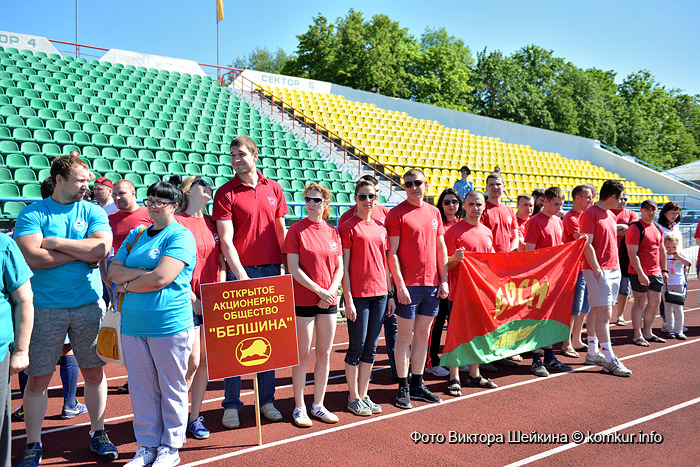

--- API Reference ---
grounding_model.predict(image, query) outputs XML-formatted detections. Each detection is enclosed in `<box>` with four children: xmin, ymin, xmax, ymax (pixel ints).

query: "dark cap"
<box><xmin>640</xmin><ymin>199</ymin><xmax>657</xmax><ymax>209</ymax></box>
<box><xmin>94</xmin><ymin>176</ymin><xmax>113</xmax><ymax>189</ymax></box>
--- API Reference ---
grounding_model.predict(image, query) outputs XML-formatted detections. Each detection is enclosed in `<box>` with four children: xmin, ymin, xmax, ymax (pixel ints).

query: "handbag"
<box><xmin>96</xmin><ymin>226</ymin><xmax>147</xmax><ymax>366</ymax></box>
<box><xmin>664</xmin><ymin>284</ymin><xmax>686</xmax><ymax>306</ymax></box>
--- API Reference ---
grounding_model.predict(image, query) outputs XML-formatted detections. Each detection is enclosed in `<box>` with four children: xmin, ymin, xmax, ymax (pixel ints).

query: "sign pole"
<box><xmin>253</xmin><ymin>375</ymin><xmax>263</xmax><ymax>446</ymax></box>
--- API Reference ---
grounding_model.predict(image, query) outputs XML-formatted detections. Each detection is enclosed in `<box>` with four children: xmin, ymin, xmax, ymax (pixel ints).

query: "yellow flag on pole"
<box><xmin>217</xmin><ymin>0</ymin><xmax>224</xmax><ymax>23</ymax></box>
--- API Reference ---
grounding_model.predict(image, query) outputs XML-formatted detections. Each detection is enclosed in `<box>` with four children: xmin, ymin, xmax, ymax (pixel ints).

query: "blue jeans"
<box><xmin>345</xmin><ymin>295</ymin><xmax>388</xmax><ymax>365</ymax></box>
<box><xmin>571</xmin><ymin>273</ymin><xmax>590</xmax><ymax>316</ymax></box>
<box><xmin>222</xmin><ymin>264</ymin><xmax>281</xmax><ymax>410</ymax></box>
<box><xmin>383</xmin><ymin>312</ymin><xmax>397</xmax><ymax>378</ymax></box>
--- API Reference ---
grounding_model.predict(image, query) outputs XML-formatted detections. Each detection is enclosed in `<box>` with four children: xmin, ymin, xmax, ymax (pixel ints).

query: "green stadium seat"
<box><xmin>0</xmin><ymin>183</ymin><xmax>20</xmax><ymax>197</ymax></box>
<box><xmin>2</xmin><ymin>201</ymin><xmax>26</xmax><ymax>217</ymax></box>
<box><xmin>185</xmin><ymin>163</ymin><xmax>203</xmax><ymax>177</ymax></box>
<box><xmin>21</xmin><ymin>184</ymin><xmax>42</xmax><ymax>198</ymax></box>
<box><xmin>82</xmin><ymin>146</ymin><xmax>101</xmax><ymax>159</ymax></box>
<box><xmin>12</xmin><ymin>127</ymin><xmax>33</xmax><ymax>142</ymax></box>
<box><xmin>113</xmin><ymin>160</ymin><xmax>131</xmax><ymax>173</ymax></box>
<box><xmin>6</xmin><ymin>154</ymin><xmax>28</xmax><ymax>169</ymax></box>
<box><xmin>0</xmin><ymin>168</ymin><xmax>11</xmax><ymax>182</ymax></box>
<box><xmin>41</xmin><ymin>143</ymin><xmax>60</xmax><ymax>157</ymax></box>
<box><xmin>92</xmin><ymin>158</ymin><xmax>112</xmax><ymax>173</ymax></box>
<box><xmin>132</xmin><ymin>160</ymin><xmax>149</xmax><ymax>174</ymax></box>
<box><xmin>102</xmin><ymin>147</ymin><xmax>119</xmax><ymax>160</ymax></box>
<box><xmin>143</xmin><ymin>174</ymin><xmax>160</xmax><ymax>186</ymax></box>
<box><xmin>28</xmin><ymin>155</ymin><xmax>50</xmax><ymax>169</ymax></box>
<box><xmin>138</xmin><ymin>150</ymin><xmax>155</xmax><ymax>162</ymax></box>
<box><xmin>125</xmin><ymin>173</ymin><xmax>144</xmax><ymax>188</ymax></box>
<box><xmin>217</xmin><ymin>165</ymin><xmax>232</xmax><ymax>176</ymax></box>
<box><xmin>37</xmin><ymin>168</ymin><xmax>51</xmax><ymax>181</ymax></box>
<box><xmin>14</xmin><ymin>168</ymin><xmax>38</xmax><ymax>185</ymax></box>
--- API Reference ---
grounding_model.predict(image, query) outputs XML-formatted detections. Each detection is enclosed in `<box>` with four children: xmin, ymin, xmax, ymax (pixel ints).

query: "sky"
<box><xmin>2</xmin><ymin>0</ymin><xmax>699</xmax><ymax>95</ymax></box>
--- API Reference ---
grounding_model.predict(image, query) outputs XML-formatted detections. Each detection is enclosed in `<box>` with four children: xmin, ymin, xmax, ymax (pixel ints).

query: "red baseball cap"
<box><xmin>94</xmin><ymin>177</ymin><xmax>113</xmax><ymax>189</ymax></box>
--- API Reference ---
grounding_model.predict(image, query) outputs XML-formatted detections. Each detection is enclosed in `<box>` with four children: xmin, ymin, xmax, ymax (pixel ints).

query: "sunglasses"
<box><xmin>194</xmin><ymin>177</ymin><xmax>211</xmax><ymax>188</ymax></box>
<box><xmin>403</xmin><ymin>180</ymin><xmax>424</xmax><ymax>188</ymax></box>
<box><xmin>357</xmin><ymin>193</ymin><xmax>377</xmax><ymax>201</ymax></box>
<box><xmin>305</xmin><ymin>196</ymin><xmax>324</xmax><ymax>204</ymax></box>
<box><xmin>193</xmin><ymin>177</ymin><xmax>213</xmax><ymax>194</ymax></box>
<box><xmin>443</xmin><ymin>199</ymin><xmax>460</xmax><ymax>206</ymax></box>
<box><xmin>620</xmin><ymin>197</ymin><xmax>628</xmax><ymax>201</ymax></box>
<box><xmin>143</xmin><ymin>199</ymin><xmax>176</xmax><ymax>208</ymax></box>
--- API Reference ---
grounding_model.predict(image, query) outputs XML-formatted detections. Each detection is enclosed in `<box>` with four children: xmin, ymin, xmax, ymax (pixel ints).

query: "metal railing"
<box><xmin>220</xmin><ymin>69</ymin><xmax>404</xmax><ymax>197</ymax></box>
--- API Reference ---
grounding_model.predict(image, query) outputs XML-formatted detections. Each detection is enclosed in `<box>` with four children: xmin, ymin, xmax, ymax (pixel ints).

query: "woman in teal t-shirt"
<box><xmin>108</xmin><ymin>181</ymin><xmax>196</xmax><ymax>467</ymax></box>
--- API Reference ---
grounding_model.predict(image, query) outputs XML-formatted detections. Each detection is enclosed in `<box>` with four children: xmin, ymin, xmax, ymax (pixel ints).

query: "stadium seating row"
<box><xmin>266</xmin><ymin>85</ymin><xmax>662</xmax><ymax>202</ymax></box>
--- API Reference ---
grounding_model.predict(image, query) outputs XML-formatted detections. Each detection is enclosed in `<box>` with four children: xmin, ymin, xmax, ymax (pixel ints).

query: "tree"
<box><xmin>282</xmin><ymin>13</ymin><xmax>337</xmax><ymax>81</ymax></box>
<box><xmin>408</xmin><ymin>28</ymin><xmax>474</xmax><ymax>111</ymax></box>
<box><xmin>231</xmin><ymin>47</ymin><xmax>290</xmax><ymax>74</ymax></box>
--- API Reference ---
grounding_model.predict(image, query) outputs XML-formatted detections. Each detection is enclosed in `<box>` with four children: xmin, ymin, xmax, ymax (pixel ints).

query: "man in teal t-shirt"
<box><xmin>13</xmin><ymin>155</ymin><xmax>118</xmax><ymax>465</ymax></box>
<box><xmin>0</xmin><ymin>234</ymin><xmax>34</xmax><ymax>467</ymax></box>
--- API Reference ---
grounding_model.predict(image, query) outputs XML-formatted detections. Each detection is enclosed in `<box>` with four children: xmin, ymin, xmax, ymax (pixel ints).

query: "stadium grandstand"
<box><xmin>2</xmin><ymin>29</ymin><xmax>700</xmax><ymax>233</ymax></box>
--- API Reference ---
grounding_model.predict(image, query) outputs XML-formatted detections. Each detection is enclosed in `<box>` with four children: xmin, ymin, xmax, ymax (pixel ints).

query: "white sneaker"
<box><xmin>425</xmin><ymin>366</ymin><xmax>450</xmax><ymax>377</ymax></box>
<box><xmin>602</xmin><ymin>357</ymin><xmax>632</xmax><ymax>377</ymax></box>
<box><xmin>310</xmin><ymin>403</ymin><xmax>339</xmax><ymax>423</ymax></box>
<box><xmin>293</xmin><ymin>406</ymin><xmax>312</xmax><ymax>428</ymax></box>
<box><xmin>125</xmin><ymin>447</ymin><xmax>157</xmax><ymax>467</ymax></box>
<box><xmin>152</xmin><ymin>446</ymin><xmax>179</xmax><ymax>467</ymax></box>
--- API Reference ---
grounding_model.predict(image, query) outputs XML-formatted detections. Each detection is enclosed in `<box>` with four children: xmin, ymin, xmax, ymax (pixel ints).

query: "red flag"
<box><xmin>440</xmin><ymin>237</ymin><xmax>586</xmax><ymax>366</ymax></box>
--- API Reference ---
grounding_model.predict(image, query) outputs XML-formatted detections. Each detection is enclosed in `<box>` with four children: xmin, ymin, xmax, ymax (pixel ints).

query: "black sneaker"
<box><xmin>544</xmin><ymin>358</ymin><xmax>572</xmax><ymax>372</ymax></box>
<box><xmin>90</xmin><ymin>430</ymin><xmax>118</xmax><ymax>461</ymax></box>
<box><xmin>395</xmin><ymin>386</ymin><xmax>412</xmax><ymax>409</ymax></box>
<box><xmin>409</xmin><ymin>385</ymin><xmax>441</xmax><ymax>404</ymax></box>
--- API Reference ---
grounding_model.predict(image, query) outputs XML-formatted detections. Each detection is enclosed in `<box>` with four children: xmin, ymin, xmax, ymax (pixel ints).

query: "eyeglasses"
<box><xmin>621</xmin><ymin>197</ymin><xmax>628</xmax><ymax>201</ymax></box>
<box><xmin>357</xmin><ymin>193</ymin><xmax>377</xmax><ymax>201</ymax></box>
<box><xmin>304</xmin><ymin>196</ymin><xmax>324</xmax><ymax>204</ymax></box>
<box><xmin>403</xmin><ymin>180</ymin><xmax>424</xmax><ymax>188</ymax></box>
<box><xmin>443</xmin><ymin>199</ymin><xmax>460</xmax><ymax>206</ymax></box>
<box><xmin>143</xmin><ymin>199</ymin><xmax>176</xmax><ymax>208</ymax></box>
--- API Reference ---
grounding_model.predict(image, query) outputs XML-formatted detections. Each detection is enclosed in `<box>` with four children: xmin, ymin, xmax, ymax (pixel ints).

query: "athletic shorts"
<box><xmin>618</xmin><ymin>276</ymin><xmax>631</xmax><ymax>296</ymax></box>
<box><xmin>26</xmin><ymin>300</ymin><xmax>106</xmax><ymax>376</ymax></box>
<box><xmin>296</xmin><ymin>305</ymin><xmax>338</xmax><ymax>318</ymax></box>
<box><xmin>582</xmin><ymin>269</ymin><xmax>621</xmax><ymax>308</ymax></box>
<box><xmin>395</xmin><ymin>286</ymin><xmax>439</xmax><ymax>320</ymax></box>
<box><xmin>630</xmin><ymin>274</ymin><xmax>664</xmax><ymax>293</ymax></box>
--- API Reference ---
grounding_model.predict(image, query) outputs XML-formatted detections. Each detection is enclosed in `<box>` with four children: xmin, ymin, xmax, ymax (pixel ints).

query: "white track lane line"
<box><xmin>165</xmin><ymin>338</ymin><xmax>698</xmax><ymax>465</ymax></box>
<box><xmin>14</xmin><ymin>306</ymin><xmax>699</xmax><ymax>396</ymax></box>
<box><xmin>12</xmin><ymin>319</ymin><xmax>700</xmax><ymax>443</ymax></box>
<box><xmin>503</xmin><ymin>396</ymin><xmax>700</xmax><ymax>467</ymax></box>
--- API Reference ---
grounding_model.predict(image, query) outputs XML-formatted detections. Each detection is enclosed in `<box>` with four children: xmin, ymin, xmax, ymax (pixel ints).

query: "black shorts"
<box><xmin>630</xmin><ymin>274</ymin><xmax>664</xmax><ymax>293</ymax></box>
<box><xmin>295</xmin><ymin>305</ymin><xmax>338</xmax><ymax>318</ymax></box>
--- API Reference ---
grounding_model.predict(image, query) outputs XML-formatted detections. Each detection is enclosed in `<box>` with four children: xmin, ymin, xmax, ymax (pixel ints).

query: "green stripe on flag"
<box><xmin>439</xmin><ymin>319</ymin><xmax>570</xmax><ymax>367</ymax></box>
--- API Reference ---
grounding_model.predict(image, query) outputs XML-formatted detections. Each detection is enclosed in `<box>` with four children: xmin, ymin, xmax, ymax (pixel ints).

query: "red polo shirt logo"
<box><xmin>267</xmin><ymin>196</ymin><xmax>277</xmax><ymax>207</ymax></box>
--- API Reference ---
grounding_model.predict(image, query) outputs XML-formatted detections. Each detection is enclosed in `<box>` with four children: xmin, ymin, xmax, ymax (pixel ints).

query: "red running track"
<box><xmin>10</xmin><ymin>283</ymin><xmax>700</xmax><ymax>466</ymax></box>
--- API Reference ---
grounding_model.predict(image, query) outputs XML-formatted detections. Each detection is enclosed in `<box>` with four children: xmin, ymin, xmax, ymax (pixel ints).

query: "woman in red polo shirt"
<box><xmin>340</xmin><ymin>180</ymin><xmax>394</xmax><ymax>416</ymax></box>
<box><xmin>175</xmin><ymin>175</ymin><xmax>226</xmax><ymax>439</ymax></box>
<box><xmin>285</xmin><ymin>183</ymin><xmax>344</xmax><ymax>428</ymax></box>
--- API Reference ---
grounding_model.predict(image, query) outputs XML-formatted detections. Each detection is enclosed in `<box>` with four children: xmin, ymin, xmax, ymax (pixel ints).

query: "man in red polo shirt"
<box><xmin>561</xmin><ymin>184</ymin><xmax>594</xmax><ymax>356</ymax></box>
<box><xmin>515</xmin><ymin>194</ymin><xmax>533</xmax><ymax>251</ymax></box>
<box><xmin>480</xmin><ymin>172</ymin><xmax>519</xmax><ymax>369</ymax></box>
<box><xmin>102</xmin><ymin>179</ymin><xmax>152</xmax><ymax>312</ymax></box>
<box><xmin>386</xmin><ymin>168</ymin><xmax>448</xmax><ymax>409</ymax></box>
<box><xmin>580</xmin><ymin>179</ymin><xmax>631</xmax><ymax>377</ymax></box>
<box><xmin>524</xmin><ymin>187</ymin><xmax>572</xmax><ymax>377</ymax></box>
<box><xmin>626</xmin><ymin>199</ymin><xmax>667</xmax><ymax>347</ymax></box>
<box><xmin>212</xmin><ymin>136</ymin><xmax>288</xmax><ymax>429</ymax></box>
<box><xmin>611</xmin><ymin>191</ymin><xmax>638</xmax><ymax>326</ymax></box>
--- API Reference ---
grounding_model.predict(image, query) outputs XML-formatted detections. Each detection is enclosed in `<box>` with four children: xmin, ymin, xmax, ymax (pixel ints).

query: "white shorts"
<box><xmin>583</xmin><ymin>269</ymin><xmax>621</xmax><ymax>308</ymax></box>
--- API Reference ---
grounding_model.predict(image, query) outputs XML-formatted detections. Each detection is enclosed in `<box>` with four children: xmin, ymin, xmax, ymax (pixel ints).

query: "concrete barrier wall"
<box><xmin>99</xmin><ymin>49</ymin><xmax>206</xmax><ymax>76</ymax></box>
